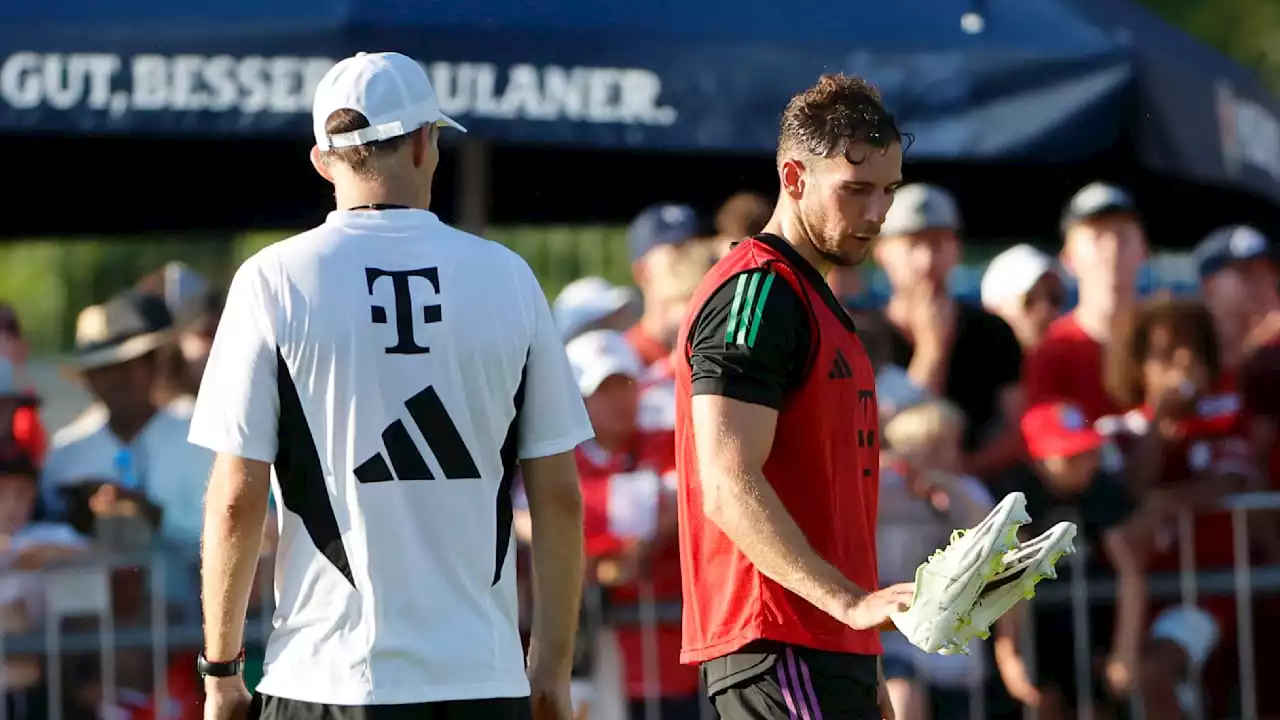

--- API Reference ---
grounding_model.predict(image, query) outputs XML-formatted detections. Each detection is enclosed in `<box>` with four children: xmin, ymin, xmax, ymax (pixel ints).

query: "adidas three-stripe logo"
<box><xmin>724</xmin><ymin>271</ymin><xmax>777</xmax><ymax>348</ymax></box>
<box><xmin>828</xmin><ymin>349</ymin><xmax>853</xmax><ymax>380</ymax></box>
<box><xmin>354</xmin><ymin>385</ymin><xmax>480</xmax><ymax>483</ymax></box>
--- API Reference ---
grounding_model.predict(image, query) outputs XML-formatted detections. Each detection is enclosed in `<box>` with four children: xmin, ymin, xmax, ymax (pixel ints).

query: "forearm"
<box><xmin>907</xmin><ymin>342</ymin><xmax>949</xmax><ymax>394</ymax></box>
<box><xmin>1112</xmin><ymin>569</ymin><xmax>1148</xmax><ymax>659</ymax></box>
<box><xmin>527</xmin><ymin>490</ymin><xmax>585</xmax><ymax>677</ymax></box>
<box><xmin>706</xmin><ymin>467</ymin><xmax>865</xmax><ymax>620</ymax></box>
<box><xmin>963</xmin><ymin>430</ymin><xmax>1024</xmax><ymax>479</ymax></box>
<box><xmin>201</xmin><ymin>481</ymin><xmax>270</xmax><ymax>660</ymax></box>
<box><xmin>1127</xmin><ymin>433</ymin><xmax>1168</xmax><ymax>494</ymax></box>
<box><xmin>1105</xmin><ymin>529</ymin><xmax>1148</xmax><ymax>660</ymax></box>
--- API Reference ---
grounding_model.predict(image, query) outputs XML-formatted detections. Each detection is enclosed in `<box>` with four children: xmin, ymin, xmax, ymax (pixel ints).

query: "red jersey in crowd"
<box><xmin>625</xmin><ymin>325</ymin><xmax>669</xmax><ymax>368</ymax></box>
<box><xmin>1024</xmin><ymin>313</ymin><xmax>1122</xmax><ymax>422</ymax></box>
<box><xmin>1103</xmin><ymin>384</ymin><xmax>1251</xmax><ymax>641</ymax></box>
<box><xmin>577</xmin><ymin>435</ymin><xmax>697</xmax><ymax>699</ymax></box>
<box><xmin>1242</xmin><ymin>338</ymin><xmax>1280</xmax><ymax>488</ymax></box>
<box><xmin>674</xmin><ymin>234</ymin><xmax>882</xmax><ymax>663</ymax></box>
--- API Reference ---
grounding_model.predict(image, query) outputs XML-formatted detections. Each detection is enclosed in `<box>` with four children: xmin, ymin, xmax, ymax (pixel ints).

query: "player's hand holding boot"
<box><xmin>843</xmin><ymin>583</ymin><xmax>916</xmax><ymax>631</ymax></box>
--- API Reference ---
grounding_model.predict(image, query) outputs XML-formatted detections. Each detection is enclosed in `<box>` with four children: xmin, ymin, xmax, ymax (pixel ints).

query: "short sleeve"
<box><xmin>981</xmin><ymin>312</ymin><xmax>1023</xmax><ymax>388</ymax></box>
<box><xmin>1022</xmin><ymin>338</ymin><xmax>1067</xmax><ymax>407</ymax></box>
<box><xmin>516</xmin><ymin>267</ymin><xmax>594</xmax><ymax>460</ymax></box>
<box><xmin>689</xmin><ymin>269</ymin><xmax>812</xmax><ymax>409</ymax></box>
<box><xmin>187</xmin><ymin>257</ymin><xmax>281</xmax><ymax>463</ymax></box>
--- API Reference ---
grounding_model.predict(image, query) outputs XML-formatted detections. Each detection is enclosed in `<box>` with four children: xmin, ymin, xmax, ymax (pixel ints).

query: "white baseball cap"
<box><xmin>980</xmin><ymin>243</ymin><xmax>1057</xmax><ymax>310</ymax></box>
<box><xmin>565</xmin><ymin>330</ymin><xmax>643</xmax><ymax>397</ymax></box>
<box><xmin>312</xmin><ymin>51</ymin><xmax>465</xmax><ymax>151</ymax></box>
<box><xmin>553</xmin><ymin>277</ymin><xmax>635</xmax><ymax>341</ymax></box>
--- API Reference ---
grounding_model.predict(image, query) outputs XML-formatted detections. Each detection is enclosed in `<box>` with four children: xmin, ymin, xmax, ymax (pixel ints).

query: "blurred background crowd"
<box><xmin>5</xmin><ymin>0</ymin><xmax>1280</xmax><ymax>719</ymax></box>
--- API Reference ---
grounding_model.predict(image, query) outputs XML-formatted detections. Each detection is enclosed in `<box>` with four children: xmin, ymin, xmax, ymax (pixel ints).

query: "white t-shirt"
<box><xmin>188</xmin><ymin>209</ymin><xmax>593</xmax><ymax>705</ymax></box>
<box><xmin>0</xmin><ymin>522</ymin><xmax>91</xmax><ymax>622</ymax></box>
<box><xmin>878</xmin><ymin>470</ymin><xmax>993</xmax><ymax>688</ymax></box>
<box><xmin>40</xmin><ymin>405</ymin><xmax>211</xmax><ymax>545</ymax></box>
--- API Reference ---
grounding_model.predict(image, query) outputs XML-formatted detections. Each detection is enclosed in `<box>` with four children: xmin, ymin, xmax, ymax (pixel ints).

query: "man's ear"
<box><xmin>309</xmin><ymin>146</ymin><xmax>335</xmax><ymax>183</ymax></box>
<box><xmin>779</xmin><ymin>159</ymin><xmax>806</xmax><ymax>201</ymax></box>
<box><xmin>632</xmin><ymin>258</ymin><xmax>647</xmax><ymax>287</ymax></box>
<box><xmin>410</xmin><ymin>125</ymin><xmax>436</xmax><ymax>168</ymax></box>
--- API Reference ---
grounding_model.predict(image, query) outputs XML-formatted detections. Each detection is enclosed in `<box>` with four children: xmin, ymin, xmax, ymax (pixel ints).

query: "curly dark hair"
<box><xmin>777</xmin><ymin>74</ymin><xmax>909</xmax><ymax>166</ymax></box>
<box><xmin>1106</xmin><ymin>298</ymin><xmax>1221</xmax><ymax>408</ymax></box>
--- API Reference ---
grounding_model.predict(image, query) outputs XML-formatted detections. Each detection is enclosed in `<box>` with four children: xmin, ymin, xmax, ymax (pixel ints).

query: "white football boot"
<box><xmin>890</xmin><ymin>492</ymin><xmax>1031</xmax><ymax>654</ymax></box>
<box><xmin>939</xmin><ymin>520</ymin><xmax>1079</xmax><ymax>655</ymax></box>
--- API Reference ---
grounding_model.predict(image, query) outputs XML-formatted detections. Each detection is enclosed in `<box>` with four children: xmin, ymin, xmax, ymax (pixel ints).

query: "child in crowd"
<box><xmin>879</xmin><ymin>399</ymin><xmax>1037</xmax><ymax>720</ymax></box>
<box><xmin>0</xmin><ymin>447</ymin><xmax>89</xmax><ymax>718</ymax></box>
<box><xmin>1021</xmin><ymin>401</ymin><xmax>1133</xmax><ymax>719</ymax></box>
<box><xmin>1100</xmin><ymin>299</ymin><xmax>1255</xmax><ymax>718</ymax></box>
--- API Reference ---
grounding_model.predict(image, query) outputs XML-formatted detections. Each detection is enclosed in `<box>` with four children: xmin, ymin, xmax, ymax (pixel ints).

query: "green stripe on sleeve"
<box><xmin>735</xmin><ymin>272</ymin><xmax>762</xmax><ymax>345</ymax></box>
<box><xmin>723</xmin><ymin>274</ymin><xmax>749</xmax><ymax>343</ymax></box>
<box><xmin>744</xmin><ymin>273</ymin><xmax>776</xmax><ymax>348</ymax></box>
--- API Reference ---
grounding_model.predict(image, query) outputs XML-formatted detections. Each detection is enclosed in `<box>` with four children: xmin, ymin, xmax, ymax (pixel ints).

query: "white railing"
<box><xmin>0</xmin><ymin>492</ymin><xmax>1275</xmax><ymax>720</ymax></box>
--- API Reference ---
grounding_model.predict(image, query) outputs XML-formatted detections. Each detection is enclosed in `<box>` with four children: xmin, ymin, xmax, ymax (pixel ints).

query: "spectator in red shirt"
<box><xmin>0</xmin><ymin>306</ymin><xmax>45</xmax><ymax>464</ymax></box>
<box><xmin>1023</xmin><ymin>182</ymin><xmax>1147</xmax><ymax>422</ymax></box>
<box><xmin>625</xmin><ymin>204</ymin><xmax>703</xmax><ymax>366</ymax></box>
<box><xmin>518</xmin><ymin>329</ymin><xmax>696</xmax><ymax>720</ymax></box>
<box><xmin>1103</xmin><ymin>299</ymin><xmax>1254</xmax><ymax>716</ymax></box>
<box><xmin>1194</xmin><ymin>225</ymin><xmax>1280</xmax><ymax>556</ymax></box>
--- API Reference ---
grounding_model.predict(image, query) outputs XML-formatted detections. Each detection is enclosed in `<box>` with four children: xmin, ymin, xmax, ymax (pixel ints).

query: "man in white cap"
<box><xmin>873</xmin><ymin>183</ymin><xmax>1024</xmax><ymax>480</ymax></box>
<box><xmin>979</xmin><ymin>243</ymin><xmax>1066</xmax><ymax>350</ymax></box>
<box><xmin>191</xmin><ymin>52</ymin><xmax>592</xmax><ymax>720</ymax></box>
<box><xmin>517</xmin><ymin>329</ymin><xmax>697</xmax><ymax>720</ymax></box>
<box><xmin>553</xmin><ymin>277</ymin><xmax>636</xmax><ymax>342</ymax></box>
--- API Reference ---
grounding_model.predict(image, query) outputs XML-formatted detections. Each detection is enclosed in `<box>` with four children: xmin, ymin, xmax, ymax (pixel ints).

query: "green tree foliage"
<box><xmin>1139</xmin><ymin>0</ymin><xmax>1280</xmax><ymax>91</ymax></box>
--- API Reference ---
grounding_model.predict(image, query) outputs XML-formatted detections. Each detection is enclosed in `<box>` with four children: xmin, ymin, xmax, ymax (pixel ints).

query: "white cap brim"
<box><xmin>557</xmin><ymin>287</ymin><xmax>634</xmax><ymax>341</ymax></box>
<box><xmin>577</xmin><ymin>359</ymin><xmax>640</xmax><ymax>397</ymax></box>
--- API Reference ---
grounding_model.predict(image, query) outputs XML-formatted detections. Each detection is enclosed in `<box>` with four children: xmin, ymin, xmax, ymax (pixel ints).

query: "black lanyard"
<box><xmin>346</xmin><ymin>203</ymin><xmax>411</xmax><ymax>211</ymax></box>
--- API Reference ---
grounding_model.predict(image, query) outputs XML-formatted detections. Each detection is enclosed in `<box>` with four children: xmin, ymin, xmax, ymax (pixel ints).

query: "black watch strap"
<box><xmin>198</xmin><ymin>650</ymin><xmax>245</xmax><ymax>677</ymax></box>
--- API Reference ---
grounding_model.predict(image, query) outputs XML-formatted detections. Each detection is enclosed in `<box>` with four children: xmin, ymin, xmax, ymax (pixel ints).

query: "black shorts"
<box><xmin>701</xmin><ymin>642</ymin><xmax>880</xmax><ymax>720</ymax></box>
<box><xmin>250</xmin><ymin>693</ymin><xmax>531</xmax><ymax>720</ymax></box>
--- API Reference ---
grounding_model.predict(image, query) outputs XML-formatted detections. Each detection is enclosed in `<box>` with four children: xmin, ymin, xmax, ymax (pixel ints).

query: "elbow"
<box><xmin>531</xmin><ymin>480</ymin><xmax>584</xmax><ymax>526</ymax></box>
<box><xmin>700</xmin><ymin>473</ymin><xmax>736</xmax><ymax>530</ymax></box>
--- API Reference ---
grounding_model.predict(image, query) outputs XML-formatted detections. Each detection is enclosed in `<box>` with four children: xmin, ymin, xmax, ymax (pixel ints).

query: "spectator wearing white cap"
<box><xmin>518</xmin><ymin>329</ymin><xmax>697</xmax><ymax>720</ymax></box>
<box><xmin>553</xmin><ymin>277</ymin><xmax>636</xmax><ymax>341</ymax></box>
<box><xmin>979</xmin><ymin>244</ymin><xmax>1066</xmax><ymax>350</ymax></box>
<box><xmin>873</xmin><ymin>183</ymin><xmax>1024</xmax><ymax>480</ymax></box>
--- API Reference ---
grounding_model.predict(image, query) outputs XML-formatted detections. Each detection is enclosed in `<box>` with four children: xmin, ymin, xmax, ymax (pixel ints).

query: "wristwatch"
<box><xmin>197</xmin><ymin>649</ymin><xmax>245</xmax><ymax>678</ymax></box>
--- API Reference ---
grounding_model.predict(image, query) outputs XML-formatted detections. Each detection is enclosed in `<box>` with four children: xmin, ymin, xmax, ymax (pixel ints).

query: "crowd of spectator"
<box><xmin>1</xmin><ymin>180</ymin><xmax>1278</xmax><ymax>720</ymax></box>
<box><xmin>0</xmin><ymin>263</ymin><xmax>279</xmax><ymax>719</ymax></box>
<box><xmin>532</xmin><ymin>181</ymin><xmax>1280</xmax><ymax>720</ymax></box>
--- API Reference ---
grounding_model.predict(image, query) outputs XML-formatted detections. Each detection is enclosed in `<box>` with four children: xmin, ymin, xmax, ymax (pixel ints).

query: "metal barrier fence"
<box><xmin>0</xmin><ymin>492</ymin><xmax>1276</xmax><ymax>720</ymax></box>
